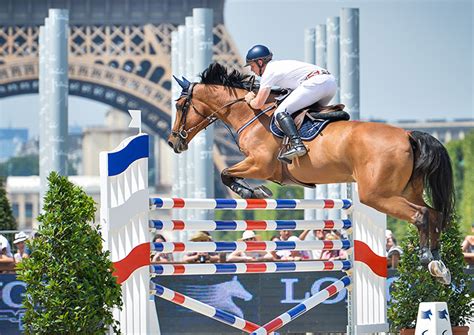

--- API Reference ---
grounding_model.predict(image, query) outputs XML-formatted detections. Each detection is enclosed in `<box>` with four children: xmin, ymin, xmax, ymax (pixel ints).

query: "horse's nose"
<box><xmin>167</xmin><ymin>140</ymin><xmax>173</xmax><ymax>148</ymax></box>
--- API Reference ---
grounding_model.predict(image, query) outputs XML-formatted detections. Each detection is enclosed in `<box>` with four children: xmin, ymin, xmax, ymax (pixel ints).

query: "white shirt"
<box><xmin>276</xmin><ymin>235</ymin><xmax>301</xmax><ymax>258</ymax></box>
<box><xmin>304</xmin><ymin>233</ymin><xmax>323</xmax><ymax>260</ymax></box>
<box><xmin>260</xmin><ymin>60</ymin><xmax>328</xmax><ymax>90</ymax></box>
<box><xmin>0</xmin><ymin>234</ymin><xmax>13</xmax><ymax>258</ymax></box>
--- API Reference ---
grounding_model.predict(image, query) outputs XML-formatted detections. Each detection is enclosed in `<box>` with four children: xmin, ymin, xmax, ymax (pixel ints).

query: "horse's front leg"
<box><xmin>221</xmin><ymin>157</ymin><xmax>274</xmax><ymax>199</ymax></box>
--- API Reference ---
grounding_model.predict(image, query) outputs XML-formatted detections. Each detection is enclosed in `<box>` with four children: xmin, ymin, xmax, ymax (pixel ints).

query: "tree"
<box><xmin>388</xmin><ymin>219</ymin><xmax>473</xmax><ymax>330</ymax></box>
<box><xmin>460</xmin><ymin>132</ymin><xmax>474</xmax><ymax>231</ymax></box>
<box><xmin>17</xmin><ymin>172</ymin><xmax>122</xmax><ymax>334</ymax></box>
<box><xmin>0</xmin><ymin>177</ymin><xmax>16</xmax><ymax>231</ymax></box>
<box><xmin>446</xmin><ymin>131</ymin><xmax>474</xmax><ymax>234</ymax></box>
<box><xmin>0</xmin><ymin>154</ymin><xmax>77</xmax><ymax>177</ymax></box>
<box><xmin>0</xmin><ymin>155</ymin><xmax>39</xmax><ymax>177</ymax></box>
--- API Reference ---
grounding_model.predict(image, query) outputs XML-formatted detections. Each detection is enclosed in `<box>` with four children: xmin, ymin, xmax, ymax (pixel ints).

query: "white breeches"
<box><xmin>274</xmin><ymin>74</ymin><xmax>337</xmax><ymax>116</ymax></box>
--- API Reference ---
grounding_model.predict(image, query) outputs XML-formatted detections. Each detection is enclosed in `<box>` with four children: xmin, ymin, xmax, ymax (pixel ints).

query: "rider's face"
<box><xmin>249</xmin><ymin>60</ymin><xmax>264</xmax><ymax>76</ymax></box>
<box><xmin>249</xmin><ymin>61</ymin><xmax>259</xmax><ymax>75</ymax></box>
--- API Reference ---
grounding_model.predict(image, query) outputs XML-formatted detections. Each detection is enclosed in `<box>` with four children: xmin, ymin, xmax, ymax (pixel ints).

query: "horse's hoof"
<box><xmin>428</xmin><ymin>260</ymin><xmax>451</xmax><ymax>285</ymax></box>
<box><xmin>419</xmin><ymin>246</ymin><xmax>433</xmax><ymax>266</ymax></box>
<box><xmin>238</xmin><ymin>188</ymin><xmax>254</xmax><ymax>199</ymax></box>
<box><xmin>253</xmin><ymin>185</ymin><xmax>273</xmax><ymax>199</ymax></box>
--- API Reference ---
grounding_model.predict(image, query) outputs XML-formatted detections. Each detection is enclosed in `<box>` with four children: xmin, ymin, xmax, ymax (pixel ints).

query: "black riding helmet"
<box><xmin>245</xmin><ymin>45</ymin><xmax>273</xmax><ymax>66</ymax></box>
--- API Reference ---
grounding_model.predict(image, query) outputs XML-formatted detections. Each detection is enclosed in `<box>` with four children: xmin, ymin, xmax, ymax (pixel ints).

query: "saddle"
<box><xmin>269</xmin><ymin>89</ymin><xmax>351</xmax><ymax>188</ymax></box>
<box><xmin>270</xmin><ymin>89</ymin><xmax>350</xmax><ymax>141</ymax></box>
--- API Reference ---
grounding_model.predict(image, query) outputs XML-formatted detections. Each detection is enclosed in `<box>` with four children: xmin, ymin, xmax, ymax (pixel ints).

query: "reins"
<box><xmin>173</xmin><ymin>81</ymin><xmax>276</xmax><ymax>151</ymax></box>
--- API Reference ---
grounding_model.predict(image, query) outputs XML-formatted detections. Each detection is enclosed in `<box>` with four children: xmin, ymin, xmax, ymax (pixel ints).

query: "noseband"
<box><xmin>172</xmin><ymin>83</ymin><xmax>245</xmax><ymax>142</ymax></box>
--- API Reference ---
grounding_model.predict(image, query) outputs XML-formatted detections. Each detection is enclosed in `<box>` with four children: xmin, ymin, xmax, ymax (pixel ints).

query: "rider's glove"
<box><xmin>244</xmin><ymin>91</ymin><xmax>256</xmax><ymax>104</ymax></box>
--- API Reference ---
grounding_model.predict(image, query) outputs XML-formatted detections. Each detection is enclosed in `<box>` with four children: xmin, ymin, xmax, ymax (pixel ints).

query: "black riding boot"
<box><xmin>276</xmin><ymin>112</ymin><xmax>307</xmax><ymax>162</ymax></box>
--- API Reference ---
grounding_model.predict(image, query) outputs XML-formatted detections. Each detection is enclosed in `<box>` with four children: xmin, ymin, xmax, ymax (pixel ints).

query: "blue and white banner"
<box><xmin>2</xmin><ymin>269</ymin><xmax>473</xmax><ymax>335</ymax></box>
<box><xmin>0</xmin><ymin>274</ymin><xmax>26</xmax><ymax>335</ymax></box>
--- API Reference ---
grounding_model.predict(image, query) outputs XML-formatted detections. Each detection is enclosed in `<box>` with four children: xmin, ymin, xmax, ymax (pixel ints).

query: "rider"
<box><xmin>244</xmin><ymin>45</ymin><xmax>337</xmax><ymax>162</ymax></box>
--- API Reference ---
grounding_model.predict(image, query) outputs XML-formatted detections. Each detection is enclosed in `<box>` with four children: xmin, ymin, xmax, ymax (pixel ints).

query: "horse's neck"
<box><xmin>205</xmin><ymin>86</ymin><xmax>259</xmax><ymax>132</ymax></box>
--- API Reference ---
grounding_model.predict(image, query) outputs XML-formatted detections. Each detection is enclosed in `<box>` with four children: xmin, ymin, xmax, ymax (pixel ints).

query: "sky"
<box><xmin>0</xmin><ymin>0</ymin><xmax>472</xmax><ymax>139</ymax></box>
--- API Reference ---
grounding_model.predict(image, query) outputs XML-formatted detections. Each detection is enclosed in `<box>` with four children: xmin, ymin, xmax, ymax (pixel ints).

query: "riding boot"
<box><xmin>276</xmin><ymin>112</ymin><xmax>307</xmax><ymax>162</ymax></box>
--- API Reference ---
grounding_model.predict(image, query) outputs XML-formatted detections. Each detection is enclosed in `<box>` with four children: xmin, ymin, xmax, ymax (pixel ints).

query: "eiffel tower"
<box><xmin>0</xmin><ymin>0</ymin><xmax>245</xmax><ymax>183</ymax></box>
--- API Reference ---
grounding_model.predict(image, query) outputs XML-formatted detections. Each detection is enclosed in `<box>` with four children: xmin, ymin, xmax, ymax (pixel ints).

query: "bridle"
<box><xmin>172</xmin><ymin>83</ymin><xmax>245</xmax><ymax>142</ymax></box>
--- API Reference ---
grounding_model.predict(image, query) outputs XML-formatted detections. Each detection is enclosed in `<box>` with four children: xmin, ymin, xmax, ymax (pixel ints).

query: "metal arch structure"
<box><xmin>0</xmin><ymin>57</ymin><xmax>173</xmax><ymax>140</ymax></box>
<box><xmin>0</xmin><ymin>1</ymin><xmax>245</xmax><ymax>168</ymax></box>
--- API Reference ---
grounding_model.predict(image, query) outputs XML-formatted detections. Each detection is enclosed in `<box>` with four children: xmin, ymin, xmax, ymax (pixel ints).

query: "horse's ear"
<box><xmin>173</xmin><ymin>75</ymin><xmax>189</xmax><ymax>92</ymax></box>
<box><xmin>182</xmin><ymin>76</ymin><xmax>191</xmax><ymax>87</ymax></box>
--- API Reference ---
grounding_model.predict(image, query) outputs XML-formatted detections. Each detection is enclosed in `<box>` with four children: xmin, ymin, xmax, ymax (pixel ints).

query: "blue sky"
<box><xmin>0</xmin><ymin>0</ymin><xmax>472</xmax><ymax>139</ymax></box>
<box><xmin>224</xmin><ymin>0</ymin><xmax>473</xmax><ymax>120</ymax></box>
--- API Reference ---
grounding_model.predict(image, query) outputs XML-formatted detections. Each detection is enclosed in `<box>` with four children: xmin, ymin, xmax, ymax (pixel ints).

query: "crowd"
<box><xmin>4</xmin><ymin>225</ymin><xmax>471</xmax><ymax>272</ymax></box>
<box><xmin>0</xmin><ymin>231</ymin><xmax>30</xmax><ymax>273</ymax></box>
<box><xmin>150</xmin><ymin>228</ymin><xmax>404</xmax><ymax>268</ymax></box>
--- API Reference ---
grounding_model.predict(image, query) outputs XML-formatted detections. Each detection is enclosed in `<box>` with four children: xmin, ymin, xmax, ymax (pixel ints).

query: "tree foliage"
<box><xmin>388</xmin><ymin>219</ymin><xmax>473</xmax><ymax>330</ymax></box>
<box><xmin>17</xmin><ymin>172</ymin><xmax>122</xmax><ymax>334</ymax></box>
<box><xmin>460</xmin><ymin>131</ymin><xmax>474</xmax><ymax>231</ymax></box>
<box><xmin>0</xmin><ymin>155</ymin><xmax>39</xmax><ymax>177</ymax></box>
<box><xmin>0</xmin><ymin>154</ymin><xmax>77</xmax><ymax>177</ymax></box>
<box><xmin>0</xmin><ymin>177</ymin><xmax>16</xmax><ymax>231</ymax></box>
<box><xmin>446</xmin><ymin>131</ymin><xmax>474</xmax><ymax>234</ymax></box>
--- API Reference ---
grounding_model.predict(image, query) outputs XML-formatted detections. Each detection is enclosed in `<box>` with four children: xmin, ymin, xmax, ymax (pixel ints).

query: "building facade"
<box><xmin>6</xmin><ymin>176</ymin><xmax>101</xmax><ymax>230</ymax></box>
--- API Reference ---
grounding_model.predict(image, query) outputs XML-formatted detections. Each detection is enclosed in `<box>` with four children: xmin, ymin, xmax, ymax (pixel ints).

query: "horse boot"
<box><xmin>414</xmin><ymin>207</ymin><xmax>433</xmax><ymax>266</ymax></box>
<box><xmin>275</xmin><ymin>112</ymin><xmax>307</xmax><ymax>163</ymax></box>
<box><xmin>428</xmin><ymin>212</ymin><xmax>443</xmax><ymax>260</ymax></box>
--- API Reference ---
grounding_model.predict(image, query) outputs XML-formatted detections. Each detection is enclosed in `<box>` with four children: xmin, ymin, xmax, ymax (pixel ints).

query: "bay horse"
<box><xmin>168</xmin><ymin>63</ymin><xmax>454</xmax><ymax>283</ymax></box>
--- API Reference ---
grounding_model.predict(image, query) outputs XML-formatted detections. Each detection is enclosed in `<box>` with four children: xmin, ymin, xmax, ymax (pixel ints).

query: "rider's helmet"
<box><xmin>245</xmin><ymin>45</ymin><xmax>273</xmax><ymax>66</ymax></box>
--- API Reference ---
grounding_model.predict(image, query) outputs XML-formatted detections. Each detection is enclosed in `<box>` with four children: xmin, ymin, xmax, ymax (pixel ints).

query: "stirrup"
<box><xmin>280</xmin><ymin>141</ymin><xmax>307</xmax><ymax>157</ymax></box>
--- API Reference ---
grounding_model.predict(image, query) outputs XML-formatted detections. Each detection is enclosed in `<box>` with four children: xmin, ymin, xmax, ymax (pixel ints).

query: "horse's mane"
<box><xmin>199</xmin><ymin>62</ymin><xmax>252</xmax><ymax>89</ymax></box>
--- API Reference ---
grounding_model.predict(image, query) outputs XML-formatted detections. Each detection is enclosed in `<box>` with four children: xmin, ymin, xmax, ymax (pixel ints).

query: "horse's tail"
<box><xmin>409</xmin><ymin>130</ymin><xmax>455</xmax><ymax>230</ymax></box>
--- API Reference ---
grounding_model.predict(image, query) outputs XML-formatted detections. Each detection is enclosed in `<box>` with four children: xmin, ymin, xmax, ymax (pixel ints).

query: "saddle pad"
<box><xmin>270</xmin><ymin>116</ymin><xmax>330</xmax><ymax>141</ymax></box>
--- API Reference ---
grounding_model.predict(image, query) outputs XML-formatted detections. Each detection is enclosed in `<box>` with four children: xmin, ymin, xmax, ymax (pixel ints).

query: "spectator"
<box><xmin>0</xmin><ymin>235</ymin><xmax>14</xmax><ymax>273</ymax></box>
<box><xmin>0</xmin><ymin>233</ymin><xmax>13</xmax><ymax>258</ymax></box>
<box><xmin>13</xmin><ymin>231</ymin><xmax>29</xmax><ymax>263</ymax></box>
<box><xmin>269</xmin><ymin>234</ymin><xmax>281</xmax><ymax>260</ymax></box>
<box><xmin>461</xmin><ymin>224</ymin><xmax>474</xmax><ymax>268</ymax></box>
<box><xmin>277</xmin><ymin>230</ymin><xmax>302</xmax><ymax>260</ymax></box>
<box><xmin>386</xmin><ymin>231</ymin><xmax>403</xmax><ymax>269</ymax></box>
<box><xmin>320</xmin><ymin>233</ymin><xmax>347</xmax><ymax>260</ymax></box>
<box><xmin>227</xmin><ymin>231</ymin><xmax>274</xmax><ymax>262</ymax></box>
<box><xmin>299</xmin><ymin>229</ymin><xmax>327</xmax><ymax>260</ymax></box>
<box><xmin>151</xmin><ymin>234</ymin><xmax>174</xmax><ymax>263</ymax></box>
<box><xmin>183</xmin><ymin>231</ymin><xmax>220</xmax><ymax>263</ymax></box>
<box><xmin>270</xmin><ymin>234</ymin><xmax>280</xmax><ymax>242</ymax></box>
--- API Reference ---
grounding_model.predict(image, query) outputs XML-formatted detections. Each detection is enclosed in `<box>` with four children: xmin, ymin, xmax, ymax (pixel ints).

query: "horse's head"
<box><xmin>168</xmin><ymin>76</ymin><xmax>215</xmax><ymax>153</ymax></box>
<box><xmin>168</xmin><ymin>63</ymin><xmax>254</xmax><ymax>153</ymax></box>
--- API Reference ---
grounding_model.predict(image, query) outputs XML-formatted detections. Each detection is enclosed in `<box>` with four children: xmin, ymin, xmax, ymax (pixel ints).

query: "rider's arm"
<box><xmin>250</xmin><ymin>87</ymin><xmax>271</xmax><ymax>109</ymax></box>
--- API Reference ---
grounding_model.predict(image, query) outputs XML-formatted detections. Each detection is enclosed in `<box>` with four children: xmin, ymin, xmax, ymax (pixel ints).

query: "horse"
<box><xmin>185</xmin><ymin>276</ymin><xmax>252</xmax><ymax>317</ymax></box>
<box><xmin>168</xmin><ymin>63</ymin><xmax>455</xmax><ymax>284</ymax></box>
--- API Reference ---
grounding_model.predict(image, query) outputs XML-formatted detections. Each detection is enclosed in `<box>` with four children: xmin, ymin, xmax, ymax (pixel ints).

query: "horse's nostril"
<box><xmin>168</xmin><ymin>141</ymin><xmax>173</xmax><ymax>148</ymax></box>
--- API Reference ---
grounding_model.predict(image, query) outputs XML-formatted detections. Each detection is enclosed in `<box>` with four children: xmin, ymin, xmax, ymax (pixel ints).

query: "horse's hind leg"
<box><xmin>354</xmin><ymin>165</ymin><xmax>438</xmax><ymax>265</ymax></box>
<box><xmin>357</xmin><ymin>177</ymin><xmax>450</xmax><ymax>283</ymax></box>
<box><xmin>402</xmin><ymin>183</ymin><xmax>444</xmax><ymax>261</ymax></box>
